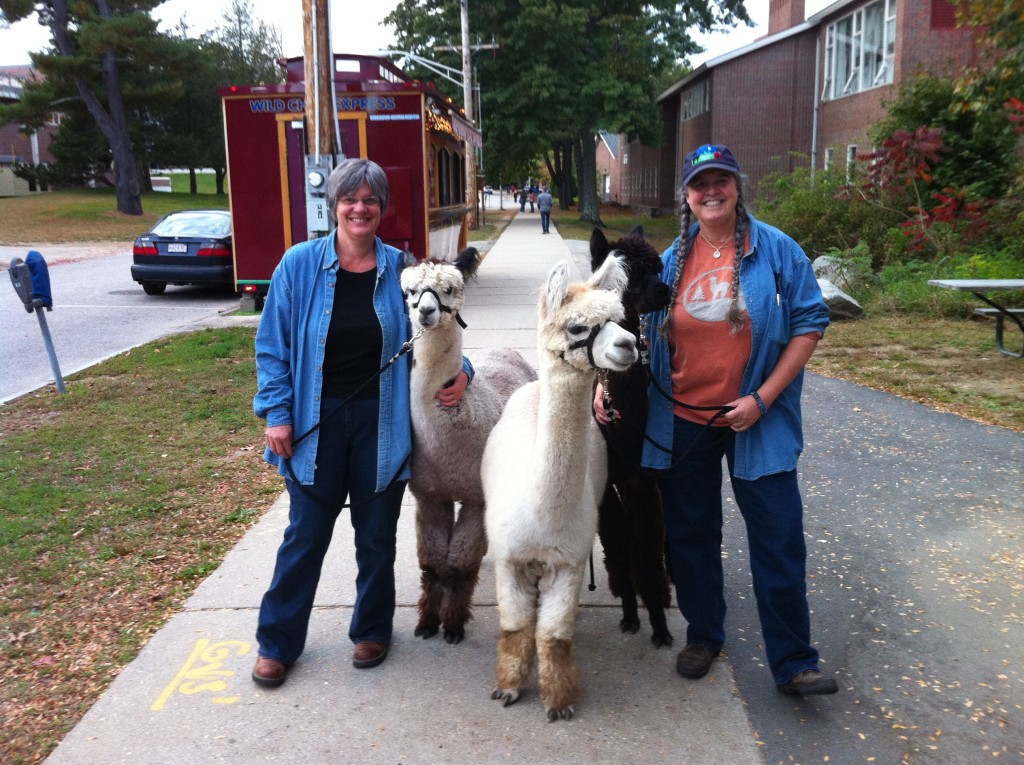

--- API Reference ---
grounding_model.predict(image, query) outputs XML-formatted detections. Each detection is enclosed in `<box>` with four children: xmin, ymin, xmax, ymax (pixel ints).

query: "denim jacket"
<box><xmin>254</xmin><ymin>233</ymin><xmax>413</xmax><ymax>492</ymax></box>
<box><xmin>642</xmin><ymin>214</ymin><xmax>830</xmax><ymax>480</ymax></box>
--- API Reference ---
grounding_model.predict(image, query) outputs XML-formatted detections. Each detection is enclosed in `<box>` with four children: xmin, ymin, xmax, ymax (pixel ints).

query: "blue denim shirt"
<box><xmin>642</xmin><ymin>214</ymin><xmax>830</xmax><ymax>480</ymax></box>
<box><xmin>254</xmin><ymin>233</ymin><xmax>413</xmax><ymax>491</ymax></box>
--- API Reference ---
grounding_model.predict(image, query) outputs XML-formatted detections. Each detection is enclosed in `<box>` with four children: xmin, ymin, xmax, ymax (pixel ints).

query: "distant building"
<box><xmin>621</xmin><ymin>0</ymin><xmax>987</xmax><ymax>213</ymax></box>
<box><xmin>596</xmin><ymin>130</ymin><xmax>624</xmax><ymax>204</ymax></box>
<box><xmin>0</xmin><ymin>65</ymin><xmax>59</xmax><ymax>196</ymax></box>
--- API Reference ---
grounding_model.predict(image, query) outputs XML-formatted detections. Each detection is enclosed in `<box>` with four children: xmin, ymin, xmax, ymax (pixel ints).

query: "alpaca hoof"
<box><xmin>491</xmin><ymin>688</ymin><xmax>520</xmax><ymax>707</ymax></box>
<box><xmin>619</xmin><ymin>616</ymin><xmax>641</xmax><ymax>634</ymax></box>
<box><xmin>546</xmin><ymin>705</ymin><xmax>575</xmax><ymax>722</ymax></box>
<box><xmin>414</xmin><ymin>624</ymin><xmax>439</xmax><ymax>639</ymax></box>
<box><xmin>443</xmin><ymin>628</ymin><xmax>464</xmax><ymax>645</ymax></box>
<box><xmin>651</xmin><ymin>630</ymin><xmax>674</xmax><ymax>648</ymax></box>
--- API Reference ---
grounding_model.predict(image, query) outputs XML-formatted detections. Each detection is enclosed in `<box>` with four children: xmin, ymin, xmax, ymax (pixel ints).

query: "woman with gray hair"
<box><xmin>252</xmin><ymin>158</ymin><xmax>472</xmax><ymax>686</ymax></box>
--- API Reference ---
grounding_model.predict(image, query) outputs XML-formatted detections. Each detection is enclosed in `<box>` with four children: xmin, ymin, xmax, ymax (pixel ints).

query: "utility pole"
<box><xmin>302</xmin><ymin>0</ymin><xmax>335</xmax><ymax>238</ymax></box>
<box><xmin>303</xmin><ymin>0</ymin><xmax>333</xmax><ymax>157</ymax></box>
<box><xmin>460</xmin><ymin>0</ymin><xmax>478</xmax><ymax>229</ymax></box>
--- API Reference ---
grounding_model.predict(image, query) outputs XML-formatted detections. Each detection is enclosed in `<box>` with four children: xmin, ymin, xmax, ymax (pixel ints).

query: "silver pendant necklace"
<box><xmin>699</xmin><ymin>231</ymin><xmax>732</xmax><ymax>259</ymax></box>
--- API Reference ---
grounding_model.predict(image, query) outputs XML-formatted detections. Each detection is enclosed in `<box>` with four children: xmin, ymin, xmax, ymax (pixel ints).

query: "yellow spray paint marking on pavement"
<box><xmin>151</xmin><ymin>639</ymin><xmax>252</xmax><ymax>711</ymax></box>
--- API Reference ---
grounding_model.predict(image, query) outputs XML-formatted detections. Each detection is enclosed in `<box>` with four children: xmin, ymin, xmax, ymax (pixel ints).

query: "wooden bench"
<box><xmin>973</xmin><ymin>307</ymin><xmax>1024</xmax><ymax>358</ymax></box>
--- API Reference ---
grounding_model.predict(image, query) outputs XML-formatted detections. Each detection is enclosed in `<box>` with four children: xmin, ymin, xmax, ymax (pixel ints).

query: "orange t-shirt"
<box><xmin>669</xmin><ymin>235</ymin><xmax>752</xmax><ymax>424</ymax></box>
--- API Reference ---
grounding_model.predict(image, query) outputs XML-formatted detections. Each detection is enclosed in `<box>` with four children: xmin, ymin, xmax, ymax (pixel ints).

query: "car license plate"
<box><xmin>167</xmin><ymin>243</ymin><xmax>188</xmax><ymax>253</ymax></box>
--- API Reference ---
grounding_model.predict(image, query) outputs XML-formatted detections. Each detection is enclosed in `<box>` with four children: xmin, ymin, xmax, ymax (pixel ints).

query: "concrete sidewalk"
<box><xmin>45</xmin><ymin>212</ymin><xmax>763</xmax><ymax>764</ymax></box>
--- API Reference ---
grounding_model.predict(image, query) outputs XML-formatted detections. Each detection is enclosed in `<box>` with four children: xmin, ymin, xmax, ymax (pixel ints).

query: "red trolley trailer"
<box><xmin>220</xmin><ymin>54</ymin><xmax>481</xmax><ymax>302</ymax></box>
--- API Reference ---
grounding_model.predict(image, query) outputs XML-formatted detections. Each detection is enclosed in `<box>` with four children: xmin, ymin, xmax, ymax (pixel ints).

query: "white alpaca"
<box><xmin>482</xmin><ymin>255</ymin><xmax>637</xmax><ymax>721</ymax></box>
<box><xmin>401</xmin><ymin>250</ymin><xmax>537</xmax><ymax>644</ymax></box>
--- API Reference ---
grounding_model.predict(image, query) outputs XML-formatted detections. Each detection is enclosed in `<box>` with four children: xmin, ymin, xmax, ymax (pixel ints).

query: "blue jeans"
<box><xmin>657</xmin><ymin>416</ymin><xmax>819</xmax><ymax>685</ymax></box>
<box><xmin>540</xmin><ymin>210</ymin><xmax>551</xmax><ymax>233</ymax></box>
<box><xmin>256</xmin><ymin>396</ymin><xmax>406</xmax><ymax>664</ymax></box>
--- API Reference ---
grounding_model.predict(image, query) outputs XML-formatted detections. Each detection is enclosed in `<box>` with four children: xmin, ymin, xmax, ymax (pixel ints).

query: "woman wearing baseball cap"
<box><xmin>595</xmin><ymin>144</ymin><xmax>837</xmax><ymax>696</ymax></box>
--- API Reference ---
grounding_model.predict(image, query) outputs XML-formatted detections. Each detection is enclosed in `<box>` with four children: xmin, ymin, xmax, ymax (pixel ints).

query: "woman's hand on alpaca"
<box><xmin>436</xmin><ymin>371</ymin><xmax>469</xmax><ymax>408</ymax></box>
<box><xmin>266</xmin><ymin>424</ymin><xmax>294</xmax><ymax>458</ymax></box>
<box><xmin>593</xmin><ymin>382</ymin><xmax>617</xmax><ymax>425</ymax></box>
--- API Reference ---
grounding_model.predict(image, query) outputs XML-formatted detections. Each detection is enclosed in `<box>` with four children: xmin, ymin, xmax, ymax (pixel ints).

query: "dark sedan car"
<box><xmin>130</xmin><ymin>209</ymin><xmax>234</xmax><ymax>295</ymax></box>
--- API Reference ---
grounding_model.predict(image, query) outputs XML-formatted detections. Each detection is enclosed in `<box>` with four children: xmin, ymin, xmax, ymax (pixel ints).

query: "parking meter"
<box><xmin>8</xmin><ymin>251</ymin><xmax>66</xmax><ymax>393</ymax></box>
<box><xmin>10</xmin><ymin>250</ymin><xmax>54</xmax><ymax>311</ymax></box>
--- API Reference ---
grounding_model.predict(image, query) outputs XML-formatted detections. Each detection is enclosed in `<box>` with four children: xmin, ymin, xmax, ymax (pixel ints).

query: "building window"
<box><xmin>846</xmin><ymin>144</ymin><xmax>858</xmax><ymax>181</ymax></box>
<box><xmin>822</xmin><ymin>0</ymin><xmax>896</xmax><ymax>101</ymax></box>
<box><xmin>682</xmin><ymin>80</ymin><xmax>709</xmax><ymax>121</ymax></box>
<box><xmin>824</xmin><ymin>146</ymin><xmax>835</xmax><ymax>170</ymax></box>
<box><xmin>438</xmin><ymin>148</ymin><xmax>451</xmax><ymax>206</ymax></box>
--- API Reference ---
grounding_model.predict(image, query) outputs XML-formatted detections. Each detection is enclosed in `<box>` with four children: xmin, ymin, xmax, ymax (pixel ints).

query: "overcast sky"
<box><xmin>1</xmin><ymin>0</ymin><xmax>834</xmax><ymax>71</ymax></box>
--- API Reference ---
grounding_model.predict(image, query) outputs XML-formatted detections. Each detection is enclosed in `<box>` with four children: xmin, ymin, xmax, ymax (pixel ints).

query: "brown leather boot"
<box><xmin>251</xmin><ymin>656</ymin><xmax>289</xmax><ymax>688</ymax></box>
<box><xmin>352</xmin><ymin>641</ymin><xmax>389</xmax><ymax>669</ymax></box>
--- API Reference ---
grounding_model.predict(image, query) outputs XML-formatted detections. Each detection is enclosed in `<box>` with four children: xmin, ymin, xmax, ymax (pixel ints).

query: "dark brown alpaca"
<box><xmin>590</xmin><ymin>226</ymin><xmax>674</xmax><ymax>647</ymax></box>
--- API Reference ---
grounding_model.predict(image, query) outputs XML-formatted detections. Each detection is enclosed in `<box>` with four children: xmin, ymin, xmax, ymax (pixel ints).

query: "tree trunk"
<box><xmin>50</xmin><ymin>0</ymin><xmax>142</xmax><ymax>215</ymax></box>
<box><xmin>575</xmin><ymin>130</ymin><xmax>602</xmax><ymax>226</ymax></box>
<box><xmin>190</xmin><ymin>167</ymin><xmax>198</xmax><ymax>194</ymax></box>
<box><xmin>549</xmin><ymin>138</ymin><xmax>574</xmax><ymax>210</ymax></box>
<box><xmin>215</xmin><ymin>167</ymin><xmax>226</xmax><ymax>195</ymax></box>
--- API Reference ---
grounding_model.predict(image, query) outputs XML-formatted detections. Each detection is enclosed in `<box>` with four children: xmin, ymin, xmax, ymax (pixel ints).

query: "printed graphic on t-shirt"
<box><xmin>682</xmin><ymin>266</ymin><xmax>746</xmax><ymax>322</ymax></box>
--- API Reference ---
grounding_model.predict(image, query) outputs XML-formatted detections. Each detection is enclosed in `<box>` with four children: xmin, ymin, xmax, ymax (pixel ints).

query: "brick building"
<box><xmin>621</xmin><ymin>0</ymin><xmax>987</xmax><ymax>213</ymax></box>
<box><xmin>1</xmin><ymin>65</ymin><xmax>58</xmax><ymax>196</ymax></box>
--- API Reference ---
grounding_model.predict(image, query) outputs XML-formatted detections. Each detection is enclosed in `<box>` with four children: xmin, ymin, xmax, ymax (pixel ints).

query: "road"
<box><xmin>561</xmin><ymin>242</ymin><xmax>1024</xmax><ymax>764</ymax></box>
<box><xmin>1</xmin><ymin>244</ymin><xmax>240</xmax><ymax>403</ymax></box>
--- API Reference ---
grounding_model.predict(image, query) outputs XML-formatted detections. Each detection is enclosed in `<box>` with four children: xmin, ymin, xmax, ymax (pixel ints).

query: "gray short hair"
<box><xmin>326</xmin><ymin>158</ymin><xmax>390</xmax><ymax>221</ymax></box>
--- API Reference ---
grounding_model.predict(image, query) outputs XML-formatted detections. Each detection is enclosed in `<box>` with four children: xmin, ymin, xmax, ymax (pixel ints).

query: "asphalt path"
<box><xmin>1</xmin><ymin>246</ymin><xmax>239</xmax><ymax>403</ymax></box>
<box><xmin>563</xmin><ymin>242</ymin><xmax>1024</xmax><ymax>763</ymax></box>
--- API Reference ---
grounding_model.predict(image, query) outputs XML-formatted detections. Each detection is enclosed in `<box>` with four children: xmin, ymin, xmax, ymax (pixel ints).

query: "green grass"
<box><xmin>164</xmin><ymin>171</ymin><xmax>224</xmax><ymax>195</ymax></box>
<box><xmin>0</xmin><ymin>189</ymin><xmax>228</xmax><ymax>243</ymax></box>
<box><xmin>551</xmin><ymin>205</ymin><xmax>680</xmax><ymax>253</ymax></box>
<box><xmin>0</xmin><ymin>326</ymin><xmax>281</xmax><ymax>764</ymax></box>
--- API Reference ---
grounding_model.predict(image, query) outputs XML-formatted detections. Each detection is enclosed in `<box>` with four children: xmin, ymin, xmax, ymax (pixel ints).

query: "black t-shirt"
<box><xmin>321</xmin><ymin>267</ymin><xmax>382</xmax><ymax>400</ymax></box>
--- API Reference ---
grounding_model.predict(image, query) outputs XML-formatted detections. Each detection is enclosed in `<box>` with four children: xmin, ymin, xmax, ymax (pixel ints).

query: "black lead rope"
<box><xmin>282</xmin><ymin>328</ymin><xmax>424</xmax><ymax>501</ymax></box>
<box><xmin>587</xmin><ymin>318</ymin><xmax>734</xmax><ymax>593</ymax></box>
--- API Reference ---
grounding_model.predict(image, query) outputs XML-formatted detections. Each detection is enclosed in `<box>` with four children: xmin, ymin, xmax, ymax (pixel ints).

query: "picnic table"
<box><xmin>928</xmin><ymin>278</ymin><xmax>1024</xmax><ymax>358</ymax></box>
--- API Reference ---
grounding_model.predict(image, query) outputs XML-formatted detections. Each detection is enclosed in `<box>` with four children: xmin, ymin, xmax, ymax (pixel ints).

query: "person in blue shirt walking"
<box><xmin>537</xmin><ymin>185</ymin><xmax>554</xmax><ymax>233</ymax></box>
<box><xmin>252</xmin><ymin>159</ymin><xmax>472</xmax><ymax>687</ymax></box>
<box><xmin>595</xmin><ymin>144</ymin><xmax>837</xmax><ymax>697</ymax></box>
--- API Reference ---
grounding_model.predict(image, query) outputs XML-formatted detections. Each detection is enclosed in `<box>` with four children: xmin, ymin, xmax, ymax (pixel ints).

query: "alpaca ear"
<box><xmin>589</xmin><ymin>228</ymin><xmax>609</xmax><ymax>272</ymax></box>
<box><xmin>400</xmin><ymin>250</ymin><xmax>418</xmax><ymax>270</ymax></box>
<box><xmin>629</xmin><ymin>225</ymin><xmax>645</xmax><ymax>239</ymax></box>
<box><xmin>454</xmin><ymin>246</ymin><xmax>481</xmax><ymax>281</ymax></box>
<box><xmin>542</xmin><ymin>260</ymin><xmax>571</xmax><ymax>319</ymax></box>
<box><xmin>590</xmin><ymin>253</ymin><xmax>628</xmax><ymax>297</ymax></box>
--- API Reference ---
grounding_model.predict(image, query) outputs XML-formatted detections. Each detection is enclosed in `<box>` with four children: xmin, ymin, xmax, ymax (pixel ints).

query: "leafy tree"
<box><xmin>151</xmin><ymin>2</ymin><xmax>283</xmax><ymax>194</ymax></box>
<box><xmin>0</xmin><ymin>0</ymin><xmax>173</xmax><ymax>215</ymax></box>
<box><xmin>206</xmin><ymin>0</ymin><xmax>284</xmax><ymax>87</ymax></box>
<box><xmin>871</xmin><ymin>73</ymin><xmax>1014</xmax><ymax>200</ymax></box>
<box><xmin>386</xmin><ymin>0</ymin><xmax>750</xmax><ymax>224</ymax></box>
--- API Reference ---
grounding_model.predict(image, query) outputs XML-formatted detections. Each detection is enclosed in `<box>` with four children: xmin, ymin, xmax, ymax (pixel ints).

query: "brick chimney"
<box><xmin>768</xmin><ymin>0</ymin><xmax>806</xmax><ymax>35</ymax></box>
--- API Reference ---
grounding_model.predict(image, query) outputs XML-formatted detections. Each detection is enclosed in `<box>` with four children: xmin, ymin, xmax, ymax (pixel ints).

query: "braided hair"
<box><xmin>659</xmin><ymin>173</ymin><xmax>750</xmax><ymax>339</ymax></box>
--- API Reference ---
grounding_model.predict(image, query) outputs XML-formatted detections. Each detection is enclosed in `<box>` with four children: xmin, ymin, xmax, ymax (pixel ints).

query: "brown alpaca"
<box><xmin>401</xmin><ymin>249</ymin><xmax>537</xmax><ymax>644</ymax></box>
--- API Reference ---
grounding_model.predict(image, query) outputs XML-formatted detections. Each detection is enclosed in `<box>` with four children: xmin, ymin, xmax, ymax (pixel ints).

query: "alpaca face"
<box><xmin>541</xmin><ymin>257</ymin><xmax>638</xmax><ymax>373</ymax></box>
<box><xmin>401</xmin><ymin>261</ymin><xmax>466</xmax><ymax>331</ymax></box>
<box><xmin>590</xmin><ymin>226</ymin><xmax>672</xmax><ymax>317</ymax></box>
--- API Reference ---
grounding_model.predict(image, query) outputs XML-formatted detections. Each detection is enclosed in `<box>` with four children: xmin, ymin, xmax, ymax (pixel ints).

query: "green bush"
<box><xmin>756</xmin><ymin>161</ymin><xmax>902</xmax><ymax>265</ymax></box>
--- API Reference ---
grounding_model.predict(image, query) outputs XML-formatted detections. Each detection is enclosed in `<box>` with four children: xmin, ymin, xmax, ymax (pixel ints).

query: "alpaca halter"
<box><xmin>563</xmin><ymin>324</ymin><xmax>603</xmax><ymax>368</ymax></box>
<box><xmin>408</xmin><ymin>286</ymin><xmax>468</xmax><ymax>328</ymax></box>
